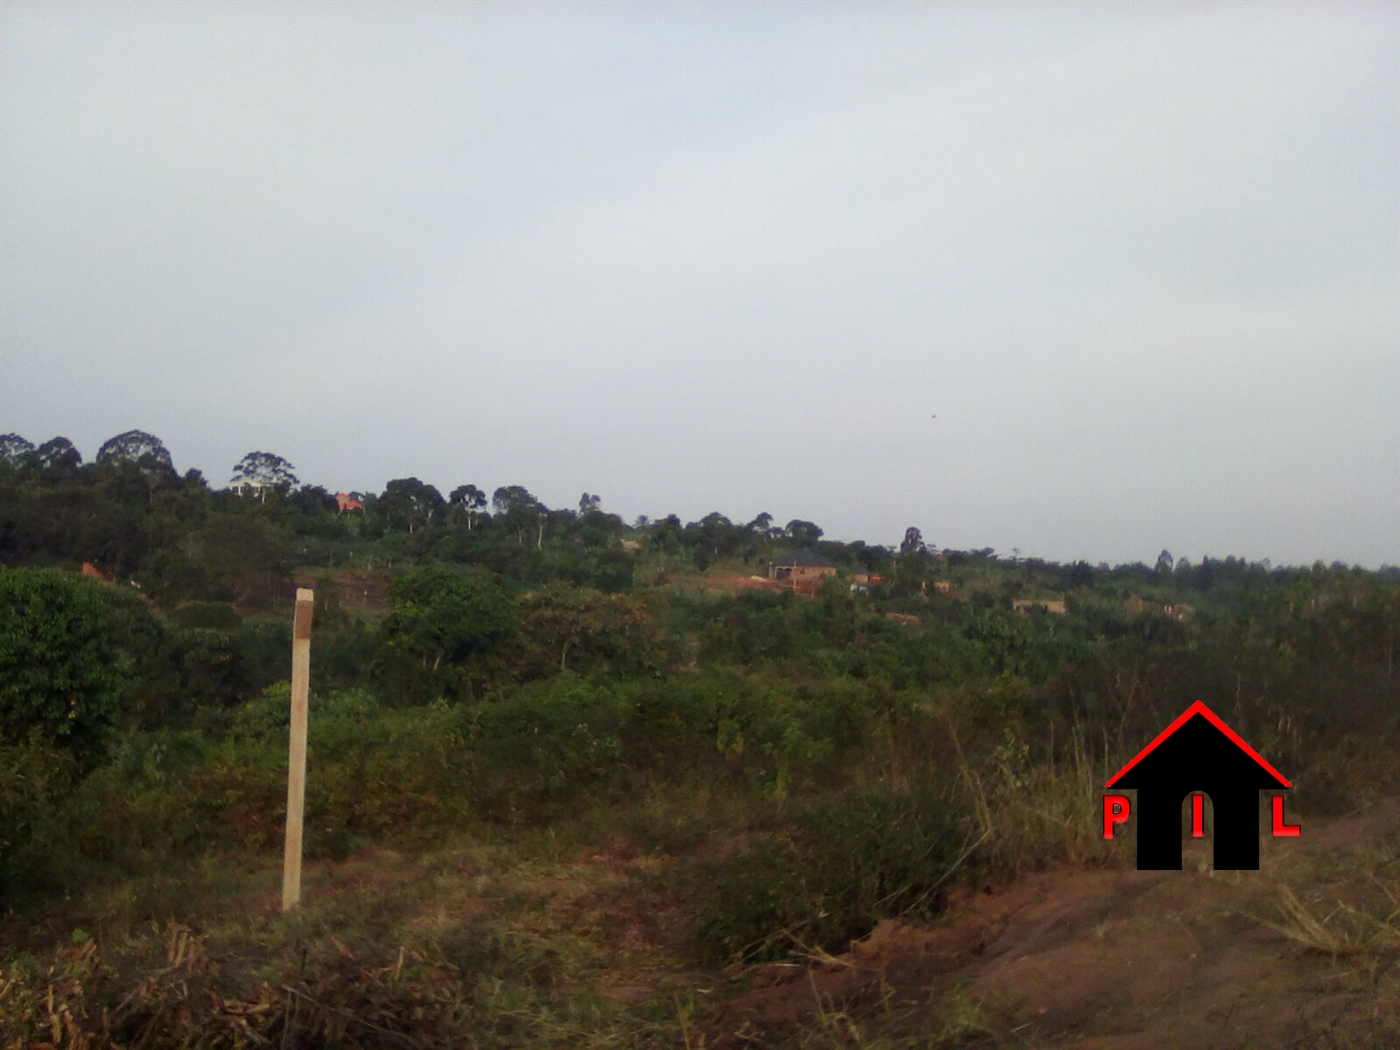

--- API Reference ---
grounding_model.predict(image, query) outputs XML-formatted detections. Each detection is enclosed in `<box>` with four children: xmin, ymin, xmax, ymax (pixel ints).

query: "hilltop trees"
<box><xmin>0</xmin><ymin>434</ymin><xmax>83</xmax><ymax>479</ymax></box>
<box><xmin>0</xmin><ymin>434</ymin><xmax>35</xmax><ymax>470</ymax></box>
<box><xmin>34</xmin><ymin>437</ymin><xmax>82</xmax><ymax>473</ymax></box>
<box><xmin>96</xmin><ymin>430</ymin><xmax>175</xmax><ymax>479</ymax></box>
<box><xmin>786</xmin><ymin>520</ymin><xmax>823</xmax><ymax>548</ymax></box>
<box><xmin>380</xmin><ymin>478</ymin><xmax>444</xmax><ymax>533</ymax></box>
<box><xmin>449</xmin><ymin>484</ymin><xmax>488</xmax><ymax>529</ymax></box>
<box><xmin>695</xmin><ymin>513</ymin><xmax>737</xmax><ymax>554</ymax></box>
<box><xmin>93</xmin><ymin>430</ymin><xmax>179</xmax><ymax>510</ymax></box>
<box><xmin>230</xmin><ymin>452</ymin><xmax>299</xmax><ymax>498</ymax></box>
<box><xmin>901</xmin><ymin>527</ymin><xmax>927</xmax><ymax>556</ymax></box>
<box><xmin>1068</xmin><ymin>561</ymin><xmax>1095</xmax><ymax>590</ymax></box>
<box><xmin>494</xmin><ymin>485</ymin><xmax>545</xmax><ymax>547</ymax></box>
<box><xmin>746</xmin><ymin>511</ymin><xmax>771</xmax><ymax>535</ymax></box>
<box><xmin>0</xmin><ymin>435</ymin><xmax>35</xmax><ymax>471</ymax></box>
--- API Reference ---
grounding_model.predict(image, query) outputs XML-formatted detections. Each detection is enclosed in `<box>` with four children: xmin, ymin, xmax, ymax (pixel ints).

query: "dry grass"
<box><xmin>0</xmin><ymin>836</ymin><xmax>699</xmax><ymax>1050</ymax></box>
<box><xmin>1268</xmin><ymin>883</ymin><xmax>1400</xmax><ymax>958</ymax></box>
<box><xmin>781</xmin><ymin>981</ymin><xmax>1030</xmax><ymax>1050</ymax></box>
<box><xmin>957</xmin><ymin>721</ymin><xmax>1119</xmax><ymax>878</ymax></box>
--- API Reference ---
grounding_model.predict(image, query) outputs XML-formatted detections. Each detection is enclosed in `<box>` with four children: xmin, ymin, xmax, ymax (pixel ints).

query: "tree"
<box><xmin>493</xmin><ymin>485</ymin><xmax>545</xmax><ymax>547</ymax></box>
<box><xmin>651</xmin><ymin>514</ymin><xmax>684</xmax><ymax>553</ymax></box>
<box><xmin>449</xmin><ymin>484</ymin><xmax>488</xmax><ymax>529</ymax></box>
<box><xmin>34</xmin><ymin>436</ymin><xmax>82</xmax><ymax>472</ymax></box>
<box><xmin>286</xmin><ymin>485</ymin><xmax>338</xmax><ymax>520</ymax></box>
<box><xmin>197</xmin><ymin>515</ymin><xmax>289</xmax><ymax>607</ymax></box>
<box><xmin>380</xmin><ymin>477</ymin><xmax>445</xmax><ymax>533</ymax></box>
<box><xmin>513</xmin><ymin>585</ymin><xmax>652</xmax><ymax>676</ymax></box>
<box><xmin>747</xmin><ymin>512</ymin><xmax>774</xmax><ymax>534</ymax></box>
<box><xmin>230</xmin><ymin>451</ymin><xmax>299</xmax><ymax>501</ymax></box>
<box><xmin>384</xmin><ymin>566</ymin><xmax>513</xmax><ymax>672</ymax></box>
<box><xmin>1068</xmin><ymin>561</ymin><xmax>1095</xmax><ymax>590</ymax></box>
<box><xmin>579</xmin><ymin>492</ymin><xmax>602</xmax><ymax>516</ymax></box>
<box><xmin>693</xmin><ymin>512</ymin><xmax>739</xmax><ymax>557</ymax></box>
<box><xmin>786</xmin><ymin>520</ymin><xmax>823</xmax><ymax>548</ymax></box>
<box><xmin>847</xmin><ymin>540</ymin><xmax>886</xmax><ymax>573</ymax></box>
<box><xmin>1156</xmin><ymin>549</ymin><xmax>1175</xmax><ymax>576</ymax></box>
<box><xmin>492</xmin><ymin>485</ymin><xmax>539</xmax><ymax>517</ymax></box>
<box><xmin>96</xmin><ymin>430</ymin><xmax>174</xmax><ymax>478</ymax></box>
<box><xmin>0</xmin><ymin>434</ymin><xmax>35</xmax><ymax>471</ymax></box>
<box><xmin>93</xmin><ymin>431</ymin><xmax>177</xmax><ymax>508</ymax></box>
<box><xmin>900</xmin><ymin>527</ymin><xmax>927</xmax><ymax>556</ymax></box>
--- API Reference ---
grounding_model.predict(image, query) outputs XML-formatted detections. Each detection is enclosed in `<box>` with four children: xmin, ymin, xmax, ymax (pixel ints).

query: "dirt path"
<box><xmin>703</xmin><ymin>800</ymin><xmax>1400</xmax><ymax>1047</ymax></box>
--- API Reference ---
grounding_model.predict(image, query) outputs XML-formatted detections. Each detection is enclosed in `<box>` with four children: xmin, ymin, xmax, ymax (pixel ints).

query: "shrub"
<box><xmin>0</xmin><ymin>569</ymin><xmax>138</xmax><ymax>758</ymax></box>
<box><xmin>0</xmin><ymin>737</ymin><xmax>76</xmax><ymax>888</ymax></box>
<box><xmin>688</xmin><ymin>781</ymin><xmax>973</xmax><ymax>964</ymax></box>
<box><xmin>463</xmin><ymin>676</ymin><xmax>626</xmax><ymax>823</ymax></box>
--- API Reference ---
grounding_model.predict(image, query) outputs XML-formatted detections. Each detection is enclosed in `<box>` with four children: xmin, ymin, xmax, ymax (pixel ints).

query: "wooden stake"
<box><xmin>282</xmin><ymin>588</ymin><xmax>314</xmax><ymax>912</ymax></box>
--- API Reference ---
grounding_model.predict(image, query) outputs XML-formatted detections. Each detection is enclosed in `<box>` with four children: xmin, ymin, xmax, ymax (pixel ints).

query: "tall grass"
<box><xmin>681</xmin><ymin>761</ymin><xmax>989</xmax><ymax>965</ymax></box>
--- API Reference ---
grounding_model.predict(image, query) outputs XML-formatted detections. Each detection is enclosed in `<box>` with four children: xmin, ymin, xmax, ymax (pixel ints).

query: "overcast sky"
<box><xmin>2</xmin><ymin>2</ymin><xmax>1396</xmax><ymax>567</ymax></box>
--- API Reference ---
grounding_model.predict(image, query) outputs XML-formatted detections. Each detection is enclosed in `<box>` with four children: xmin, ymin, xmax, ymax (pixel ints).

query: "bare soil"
<box><xmin>700</xmin><ymin>799</ymin><xmax>1400</xmax><ymax>1048</ymax></box>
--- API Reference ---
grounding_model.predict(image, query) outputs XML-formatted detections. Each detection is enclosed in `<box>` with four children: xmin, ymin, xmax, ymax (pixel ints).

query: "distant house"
<box><xmin>1012</xmin><ymin>598</ymin><xmax>1067</xmax><ymax>615</ymax></box>
<box><xmin>768</xmin><ymin>551</ymin><xmax>837</xmax><ymax>593</ymax></box>
<box><xmin>1125</xmin><ymin>596</ymin><xmax>1194</xmax><ymax>621</ymax></box>
<box><xmin>335</xmin><ymin>492</ymin><xmax>364</xmax><ymax>513</ymax></box>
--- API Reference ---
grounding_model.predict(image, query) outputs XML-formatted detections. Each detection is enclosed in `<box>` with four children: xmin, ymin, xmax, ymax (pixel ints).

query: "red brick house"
<box><xmin>768</xmin><ymin>551</ymin><xmax>837</xmax><ymax>593</ymax></box>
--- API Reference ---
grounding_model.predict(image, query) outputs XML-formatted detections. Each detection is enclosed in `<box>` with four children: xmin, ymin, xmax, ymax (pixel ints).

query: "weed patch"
<box><xmin>687</xmin><ymin>783</ymin><xmax>976</xmax><ymax>965</ymax></box>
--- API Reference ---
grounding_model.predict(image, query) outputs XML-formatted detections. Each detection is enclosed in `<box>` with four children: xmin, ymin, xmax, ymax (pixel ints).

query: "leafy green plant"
<box><xmin>0</xmin><ymin>569</ymin><xmax>138</xmax><ymax>758</ymax></box>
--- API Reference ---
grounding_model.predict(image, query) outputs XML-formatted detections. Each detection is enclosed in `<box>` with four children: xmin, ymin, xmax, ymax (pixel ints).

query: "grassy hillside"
<box><xmin>1</xmin><ymin>435</ymin><xmax>1397</xmax><ymax>1046</ymax></box>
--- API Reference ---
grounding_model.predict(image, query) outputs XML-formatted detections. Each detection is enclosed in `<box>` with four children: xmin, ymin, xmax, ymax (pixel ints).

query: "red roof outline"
<box><xmin>1104</xmin><ymin>700</ymin><xmax>1291</xmax><ymax>789</ymax></box>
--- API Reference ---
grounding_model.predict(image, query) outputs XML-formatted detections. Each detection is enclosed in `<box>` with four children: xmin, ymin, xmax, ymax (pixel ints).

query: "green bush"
<box><xmin>688</xmin><ymin>781</ymin><xmax>974</xmax><ymax>964</ymax></box>
<box><xmin>23</xmin><ymin>728</ymin><xmax>222</xmax><ymax>884</ymax></box>
<box><xmin>0</xmin><ymin>569</ymin><xmax>144</xmax><ymax>758</ymax></box>
<box><xmin>463</xmin><ymin>676</ymin><xmax>626</xmax><ymax>823</ymax></box>
<box><xmin>0</xmin><ymin>737</ymin><xmax>76</xmax><ymax>888</ymax></box>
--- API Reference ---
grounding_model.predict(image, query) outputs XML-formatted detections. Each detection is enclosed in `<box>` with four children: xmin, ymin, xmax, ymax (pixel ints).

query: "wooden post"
<box><xmin>282</xmin><ymin>588</ymin><xmax>314</xmax><ymax>912</ymax></box>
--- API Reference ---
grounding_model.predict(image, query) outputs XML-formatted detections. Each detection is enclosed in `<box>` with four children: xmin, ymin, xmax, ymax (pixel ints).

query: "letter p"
<box><xmin>1103</xmin><ymin>794</ymin><xmax>1131</xmax><ymax>839</ymax></box>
